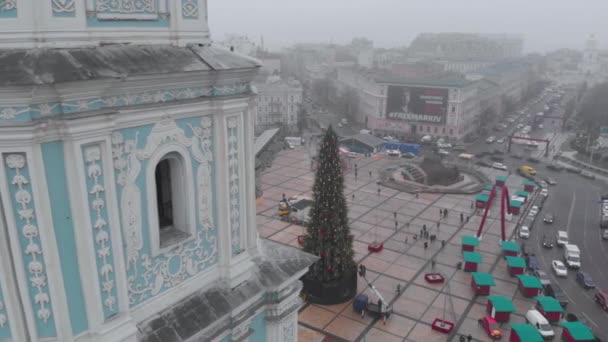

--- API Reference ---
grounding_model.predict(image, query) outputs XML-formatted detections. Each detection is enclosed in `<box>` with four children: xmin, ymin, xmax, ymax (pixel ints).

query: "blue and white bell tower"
<box><xmin>0</xmin><ymin>1</ymin><xmax>315</xmax><ymax>342</ymax></box>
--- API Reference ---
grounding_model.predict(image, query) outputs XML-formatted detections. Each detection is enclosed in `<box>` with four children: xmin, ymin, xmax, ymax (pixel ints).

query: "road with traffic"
<box><xmin>461</xmin><ymin>89</ymin><xmax>608</xmax><ymax>338</ymax></box>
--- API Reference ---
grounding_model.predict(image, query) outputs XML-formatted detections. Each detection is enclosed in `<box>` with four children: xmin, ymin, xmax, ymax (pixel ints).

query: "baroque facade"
<box><xmin>0</xmin><ymin>1</ymin><xmax>315</xmax><ymax>342</ymax></box>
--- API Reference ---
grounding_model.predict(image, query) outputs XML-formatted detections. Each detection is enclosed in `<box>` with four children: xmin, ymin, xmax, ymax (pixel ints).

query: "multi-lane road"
<box><xmin>460</xmin><ymin>92</ymin><xmax>608</xmax><ymax>338</ymax></box>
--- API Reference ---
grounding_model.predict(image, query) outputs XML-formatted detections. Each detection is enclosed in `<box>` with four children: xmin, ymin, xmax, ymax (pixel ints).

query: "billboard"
<box><xmin>386</xmin><ymin>86</ymin><xmax>448</xmax><ymax>124</ymax></box>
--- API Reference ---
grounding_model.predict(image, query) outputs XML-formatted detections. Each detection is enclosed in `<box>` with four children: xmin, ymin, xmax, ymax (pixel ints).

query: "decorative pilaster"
<box><xmin>82</xmin><ymin>144</ymin><xmax>119</xmax><ymax>320</ymax></box>
<box><xmin>265</xmin><ymin>284</ymin><xmax>302</xmax><ymax>342</ymax></box>
<box><xmin>3</xmin><ymin>153</ymin><xmax>57</xmax><ymax>337</ymax></box>
<box><xmin>226</xmin><ymin>116</ymin><xmax>242</xmax><ymax>256</ymax></box>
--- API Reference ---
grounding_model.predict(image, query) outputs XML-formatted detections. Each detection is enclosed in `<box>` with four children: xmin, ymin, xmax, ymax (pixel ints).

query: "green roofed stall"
<box><xmin>484</xmin><ymin>184</ymin><xmax>494</xmax><ymax>191</ymax></box>
<box><xmin>463</xmin><ymin>251</ymin><xmax>482</xmax><ymax>272</ymax></box>
<box><xmin>561</xmin><ymin>321</ymin><xmax>595</xmax><ymax>341</ymax></box>
<box><xmin>535</xmin><ymin>296</ymin><xmax>563</xmax><ymax>322</ymax></box>
<box><xmin>510</xmin><ymin>324</ymin><xmax>544</xmax><ymax>342</ymax></box>
<box><xmin>471</xmin><ymin>272</ymin><xmax>495</xmax><ymax>295</ymax></box>
<box><xmin>462</xmin><ymin>235</ymin><xmax>479</xmax><ymax>252</ymax></box>
<box><xmin>487</xmin><ymin>295</ymin><xmax>515</xmax><ymax>312</ymax></box>
<box><xmin>501</xmin><ymin>241</ymin><xmax>520</xmax><ymax>257</ymax></box>
<box><xmin>476</xmin><ymin>194</ymin><xmax>489</xmax><ymax>202</ymax></box>
<box><xmin>506</xmin><ymin>256</ymin><xmax>527</xmax><ymax>276</ymax></box>
<box><xmin>516</xmin><ymin>190</ymin><xmax>530</xmax><ymax>198</ymax></box>
<box><xmin>510</xmin><ymin>200</ymin><xmax>523</xmax><ymax>208</ymax></box>
<box><xmin>523</xmin><ymin>180</ymin><xmax>536</xmax><ymax>186</ymax></box>
<box><xmin>517</xmin><ymin>275</ymin><xmax>543</xmax><ymax>297</ymax></box>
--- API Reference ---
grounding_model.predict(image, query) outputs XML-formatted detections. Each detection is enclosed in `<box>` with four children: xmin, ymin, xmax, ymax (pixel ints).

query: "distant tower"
<box><xmin>580</xmin><ymin>34</ymin><xmax>600</xmax><ymax>75</ymax></box>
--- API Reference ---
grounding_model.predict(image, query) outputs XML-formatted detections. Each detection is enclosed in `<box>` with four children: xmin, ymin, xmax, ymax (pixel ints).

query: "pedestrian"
<box><xmin>377</xmin><ymin>188</ymin><xmax>381</xmax><ymax>196</ymax></box>
<box><xmin>439</xmin><ymin>208</ymin><xmax>443</xmax><ymax>217</ymax></box>
<box><xmin>467</xmin><ymin>334</ymin><xmax>472</xmax><ymax>342</ymax></box>
<box><xmin>466</xmin><ymin>216</ymin><xmax>470</xmax><ymax>223</ymax></box>
<box><xmin>431</xmin><ymin>259</ymin><xmax>436</xmax><ymax>269</ymax></box>
<box><xmin>354</xmin><ymin>170</ymin><xmax>358</xmax><ymax>180</ymax></box>
<box><xmin>405</xmin><ymin>236</ymin><xmax>408</xmax><ymax>244</ymax></box>
<box><xmin>420</xmin><ymin>229</ymin><xmax>423</xmax><ymax>237</ymax></box>
<box><xmin>394</xmin><ymin>220</ymin><xmax>398</xmax><ymax>231</ymax></box>
<box><xmin>355</xmin><ymin>163</ymin><xmax>358</xmax><ymax>170</ymax></box>
<box><xmin>396</xmin><ymin>283</ymin><xmax>401</xmax><ymax>294</ymax></box>
<box><xmin>423</xmin><ymin>224</ymin><xmax>427</xmax><ymax>232</ymax></box>
<box><xmin>394</xmin><ymin>211</ymin><xmax>397</xmax><ymax>220</ymax></box>
<box><xmin>406</xmin><ymin>222</ymin><xmax>410</xmax><ymax>230</ymax></box>
<box><xmin>424</xmin><ymin>241</ymin><xmax>428</xmax><ymax>250</ymax></box>
<box><xmin>369</xmin><ymin>170</ymin><xmax>372</xmax><ymax>179</ymax></box>
<box><xmin>459</xmin><ymin>335</ymin><xmax>466</xmax><ymax>342</ymax></box>
<box><xmin>415</xmin><ymin>192</ymin><xmax>419</xmax><ymax>199</ymax></box>
<box><xmin>282</xmin><ymin>193</ymin><xmax>287</xmax><ymax>202</ymax></box>
<box><xmin>413</xmin><ymin>235</ymin><xmax>417</xmax><ymax>241</ymax></box>
<box><xmin>460</xmin><ymin>212</ymin><xmax>464</xmax><ymax>223</ymax></box>
<box><xmin>470</xmin><ymin>202</ymin><xmax>474</xmax><ymax>209</ymax></box>
<box><xmin>352</xmin><ymin>193</ymin><xmax>355</xmax><ymax>201</ymax></box>
<box><xmin>436</xmin><ymin>221</ymin><xmax>440</xmax><ymax>229</ymax></box>
<box><xmin>441</xmin><ymin>240</ymin><xmax>446</xmax><ymax>248</ymax></box>
<box><xmin>444</xmin><ymin>209</ymin><xmax>448</xmax><ymax>218</ymax></box>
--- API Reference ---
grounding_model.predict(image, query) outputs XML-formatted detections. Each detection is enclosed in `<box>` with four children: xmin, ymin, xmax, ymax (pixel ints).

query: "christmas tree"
<box><xmin>303</xmin><ymin>126</ymin><xmax>355</xmax><ymax>283</ymax></box>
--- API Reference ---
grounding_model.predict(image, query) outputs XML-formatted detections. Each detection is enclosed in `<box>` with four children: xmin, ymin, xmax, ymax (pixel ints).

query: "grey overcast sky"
<box><xmin>209</xmin><ymin>0</ymin><xmax>608</xmax><ymax>53</ymax></box>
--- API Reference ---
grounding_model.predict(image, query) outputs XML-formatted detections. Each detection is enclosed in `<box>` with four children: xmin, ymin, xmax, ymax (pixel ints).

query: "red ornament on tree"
<box><xmin>319</xmin><ymin>229</ymin><xmax>324</xmax><ymax>235</ymax></box>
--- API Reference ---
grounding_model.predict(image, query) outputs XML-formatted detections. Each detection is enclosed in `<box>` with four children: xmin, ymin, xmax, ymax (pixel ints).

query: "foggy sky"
<box><xmin>209</xmin><ymin>0</ymin><xmax>608</xmax><ymax>53</ymax></box>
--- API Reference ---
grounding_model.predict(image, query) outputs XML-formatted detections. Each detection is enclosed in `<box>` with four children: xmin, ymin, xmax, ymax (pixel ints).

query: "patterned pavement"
<box><xmin>256</xmin><ymin>147</ymin><xmax>558</xmax><ymax>342</ymax></box>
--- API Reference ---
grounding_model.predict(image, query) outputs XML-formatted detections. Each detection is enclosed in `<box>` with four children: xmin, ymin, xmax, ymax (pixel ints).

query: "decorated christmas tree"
<box><xmin>303</xmin><ymin>126</ymin><xmax>356</xmax><ymax>284</ymax></box>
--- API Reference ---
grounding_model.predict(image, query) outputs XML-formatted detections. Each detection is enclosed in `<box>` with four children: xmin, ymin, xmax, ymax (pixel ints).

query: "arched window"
<box><xmin>147</xmin><ymin>148</ymin><xmax>196</xmax><ymax>255</ymax></box>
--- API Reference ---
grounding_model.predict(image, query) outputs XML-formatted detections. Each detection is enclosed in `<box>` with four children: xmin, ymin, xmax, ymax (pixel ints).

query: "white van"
<box><xmin>556</xmin><ymin>231</ymin><xmax>568</xmax><ymax>247</ymax></box>
<box><xmin>525</xmin><ymin>310</ymin><xmax>554</xmax><ymax>338</ymax></box>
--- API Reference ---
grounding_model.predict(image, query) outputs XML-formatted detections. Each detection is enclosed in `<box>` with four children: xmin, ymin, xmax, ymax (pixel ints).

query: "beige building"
<box><xmin>255</xmin><ymin>76</ymin><xmax>303</xmax><ymax>132</ymax></box>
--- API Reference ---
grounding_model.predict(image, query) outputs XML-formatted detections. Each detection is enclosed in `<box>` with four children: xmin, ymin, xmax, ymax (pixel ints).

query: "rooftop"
<box><xmin>487</xmin><ymin>295</ymin><xmax>516</xmax><ymax>312</ymax></box>
<box><xmin>517</xmin><ymin>275</ymin><xmax>543</xmax><ymax>289</ymax></box>
<box><xmin>510</xmin><ymin>324</ymin><xmax>544</xmax><ymax>342</ymax></box>
<box><xmin>505</xmin><ymin>256</ymin><xmax>527</xmax><ymax>268</ymax></box>
<box><xmin>461</xmin><ymin>235</ymin><xmax>479</xmax><ymax>247</ymax></box>
<box><xmin>535</xmin><ymin>296</ymin><xmax>564</xmax><ymax>313</ymax></box>
<box><xmin>463</xmin><ymin>251</ymin><xmax>482</xmax><ymax>264</ymax></box>
<box><xmin>561</xmin><ymin>321</ymin><xmax>595</xmax><ymax>341</ymax></box>
<box><xmin>501</xmin><ymin>241</ymin><xmax>521</xmax><ymax>252</ymax></box>
<box><xmin>340</xmin><ymin>133</ymin><xmax>386</xmax><ymax>148</ymax></box>
<box><xmin>471</xmin><ymin>272</ymin><xmax>495</xmax><ymax>286</ymax></box>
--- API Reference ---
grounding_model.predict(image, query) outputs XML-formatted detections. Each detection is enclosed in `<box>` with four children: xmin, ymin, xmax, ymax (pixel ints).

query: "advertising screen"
<box><xmin>386</xmin><ymin>86</ymin><xmax>448</xmax><ymax>123</ymax></box>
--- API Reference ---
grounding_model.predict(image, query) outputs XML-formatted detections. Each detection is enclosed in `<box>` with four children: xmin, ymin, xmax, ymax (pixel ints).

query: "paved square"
<box><xmin>256</xmin><ymin>148</ymin><xmax>556</xmax><ymax>341</ymax></box>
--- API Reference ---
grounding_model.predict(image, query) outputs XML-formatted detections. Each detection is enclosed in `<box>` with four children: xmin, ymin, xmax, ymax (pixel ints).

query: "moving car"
<box><xmin>595</xmin><ymin>291</ymin><xmax>608</xmax><ymax>311</ymax></box>
<box><xmin>543</xmin><ymin>212</ymin><xmax>554</xmax><ymax>224</ymax></box>
<box><xmin>542</xmin><ymin>236</ymin><xmax>553</xmax><ymax>249</ymax></box>
<box><xmin>497</xmin><ymin>137</ymin><xmax>506</xmax><ymax>144</ymax></box>
<box><xmin>546</xmin><ymin>164</ymin><xmax>564</xmax><ymax>172</ymax></box>
<box><xmin>476</xmin><ymin>160</ymin><xmax>491</xmax><ymax>167</ymax></box>
<box><xmin>520</xmin><ymin>165</ymin><xmax>537</xmax><ymax>175</ymax></box>
<box><xmin>576</xmin><ymin>272</ymin><xmax>596</xmax><ymax>289</ymax></box>
<box><xmin>491</xmin><ymin>162</ymin><xmax>507</xmax><ymax>171</ymax></box>
<box><xmin>545</xmin><ymin>177</ymin><xmax>557</xmax><ymax>185</ymax></box>
<box><xmin>556</xmin><ymin>231</ymin><xmax>568</xmax><ymax>247</ymax></box>
<box><xmin>552</xmin><ymin>260</ymin><xmax>567</xmax><ymax>277</ymax></box>
<box><xmin>486</xmin><ymin>136</ymin><xmax>496</xmax><ymax>144</ymax></box>
<box><xmin>401</xmin><ymin>152</ymin><xmax>416</xmax><ymax>159</ymax></box>
<box><xmin>519</xmin><ymin>226</ymin><xmax>530</xmax><ymax>239</ymax></box>
<box><xmin>478</xmin><ymin>316</ymin><xmax>502</xmax><ymax>340</ymax></box>
<box><xmin>533</xmin><ymin>270</ymin><xmax>551</xmax><ymax>287</ymax></box>
<box><xmin>511</xmin><ymin>153</ymin><xmax>523</xmax><ymax>159</ymax></box>
<box><xmin>539</xmin><ymin>181</ymin><xmax>548</xmax><ymax>188</ymax></box>
<box><xmin>565</xmin><ymin>167</ymin><xmax>582</xmax><ymax>174</ymax></box>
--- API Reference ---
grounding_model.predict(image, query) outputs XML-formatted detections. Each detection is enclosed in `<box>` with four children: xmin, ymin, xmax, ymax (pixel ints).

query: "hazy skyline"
<box><xmin>209</xmin><ymin>0</ymin><xmax>607</xmax><ymax>53</ymax></box>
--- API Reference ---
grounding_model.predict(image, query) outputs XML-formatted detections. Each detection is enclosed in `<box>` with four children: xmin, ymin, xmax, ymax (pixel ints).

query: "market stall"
<box><xmin>517</xmin><ymin>275</ymin><xmax>543</xmax><ymax>297</ymax></box>
<box><xmin>471</xmin><ymin>272</ymin><xmax>495</xmax><ymax>295</ymax></box>
<box><xmin>461</xmin><ymin>235</ymin><xmax>479</xmax><ymax>252</ymax></box>
<box><xmin>506</xmin><ymin>256</ymin><xmax>526</xmax><ymax>276</ymax></box>
<box><xmin>534</xmin><ymin>296</ymin><xmax>563</xmax><ymax>323</ymax></box>
<box><xmin>463</xmin><ymin>251</ymin><xmax>482</xmax><ymax>272</ymax></box>
<box><xmin>486</xmin><ymin>295</ymin><xmax>515</xmax><ymax>322</ymax></box>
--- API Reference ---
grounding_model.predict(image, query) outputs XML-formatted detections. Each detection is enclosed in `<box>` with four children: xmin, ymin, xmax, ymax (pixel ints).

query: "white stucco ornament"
<box><xmin>5</xmin><ymin>154</ymin><xmax>53</xmax><ymax>323</ymax></box>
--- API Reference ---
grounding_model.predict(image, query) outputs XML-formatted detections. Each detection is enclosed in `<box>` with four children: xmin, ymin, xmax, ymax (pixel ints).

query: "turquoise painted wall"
<box><xmin>0</xmin><ymin>2</ymin><xmax>17</xmax><ymax>18</ymax></box>
<box><xmin>0</xmin><ymin>282</ymin><xmax>11</xmax><ymax>339</ymax></box>
<box><xmin>3</xmin><ymin>153</ymin><xmax>57</xmax><ymax>338</ymax></box>
<box><xmin>41</xmin><ymin>143</ymin><xmax>89</xmax><ymax>335</ymax></box>
<box><xmin>112</xmin><ymin>116</ymin><xmax>218</xmax><ymax>307</ymax></box>
<box><xmin>248</xmin><ymin>311</ymin><xmax>267</xmax><ymax>342</ymax></box>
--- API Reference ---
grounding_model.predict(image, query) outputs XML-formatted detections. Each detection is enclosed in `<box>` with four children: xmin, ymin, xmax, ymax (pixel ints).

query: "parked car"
<box><xmin>492</xmin><ymin>162</ymin><xmax>507</xmax><ymax>171</ymax></box>
<box><xmin>478</xmin><ymin>316</ymin><xmax>502</xmax><ymax>340</ymax></box>
<box><xmin>490</xmin><ymin>155</ymin><xmax>504</xmax><ymax>162</ymax></box>
<box><xmin>539</xmin><ymin>181</ymin><xmax>548</xmax><ymax>188</ymax></box>
<box><xmin>576</xmin><ymin>272</ymin><xmax>596</xmax><ymax>289</ymax></box>
<box><xmin>566</xmin><ymin>167</ymin><xmax>582</xmax><ymax>174</ymax></box>
<box><xmin>486</xmin><ymin>136</ymin><xmax>496</xmax><ymax>143</ymax></box>
<box><xmin>595</xmin><ymin>291</ymin><xmax>608</xmax><ymax>311</ymax></box>
<box><xmin>544</xmin><ymin>284</ymin><xmax>569</xmax><ymax>307</ymax></box>
<box><xmin>552</xmin><ymin>260</ymin><xmax>567</xmax><ymax>277</ymax></box>
<box><xmin>401</xmin><ymin>152</ymin><xmax>416</xmax><ymax>159</ymax></box>
<box><xmin>545</xmin><ymin>177</ymin><xmax>557</xmax><ymax>185</ymax></box>
<box><xmin>519</xmin><ymin>226</ymin><xmax>530</xmax><ymax>239</ymax></box>
<box><xmin>346</xmin><ymin>152</ymin><xmax>358</xmax><ymax>158</ymax></box>
<box><xmin>386</xmin><ymin>149</ymin><xmax>401</xmax><ymax>157</ymax></box>
<box><xmin>437</xmin><ymin>149</ymin><xmax>450</xmax><ymax>156</ymax></box>
<box><xmin>511</xmin><ymin>154</ymin><xmax>523</xmax><ymax>159</ymax></box>
<box><xmin>527</xmin><ymin>157</ymin><xmax>540</xmax><ymax>163</ymax></box>
<box><xmin>581</xmin><ymin>172</ymin><xmax>596</xmax><ymax>180</ymax></box>
<box><xmin>543</xmin><ymin>212</ymin><xmax>554</xmax><ymax>224</ymax></box>
<box><xmin>476</xmin><ymin>160</ymin><xmax>491</xmax><ymax>167</ymax></box>
<box><xmin>529</xmin><ymin>205</ymin><xmax>540</xmax><ymax>216</ymax></box>
<box><xmin>497</xmin><ymin>137</ymin><xmax>506</xmax><ymax>144</ymax></box>
<box><xmin>540</xmin><ymin>188</ymin><xmax>549</xmax><ymax>197</ymax></box>
<box><xmin>546</xmin><ymin>164</ymin><xmax>564</xmax><ymax>172</ymax></box>
<box><xmin>526</xmin><ymin>255</ymin><xmax>540</xmax><ymax>271</ymax></box>
<box><xmin>533</xmin><ymin>270</ymin><xmax>551</xmax><ymax>287</ymax></box>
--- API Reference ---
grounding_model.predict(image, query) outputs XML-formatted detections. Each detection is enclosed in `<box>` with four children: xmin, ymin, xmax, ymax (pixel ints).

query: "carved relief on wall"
<box><xmin>226</xmin><ymin>116</ymin><xmax>242</xmax><ymax>255</ymax></box>
<box><xmin>3</xmin><ymin>153</ymin><xmax>57</xmax><ymax>337</ymax></box>
<box><xmin>95</xmin><ymin>0</ymin><xmax>158</xmax><ymax>20</ymax></box>
<box><xmin>111</xmin><ymin>116</ymin><xmax>218</xmax><ymax>307</ymax></box>
<box><xmin>82</xmin><ymin>145</ymin><xmax>119</xmax><ymax>319</ymax></box>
